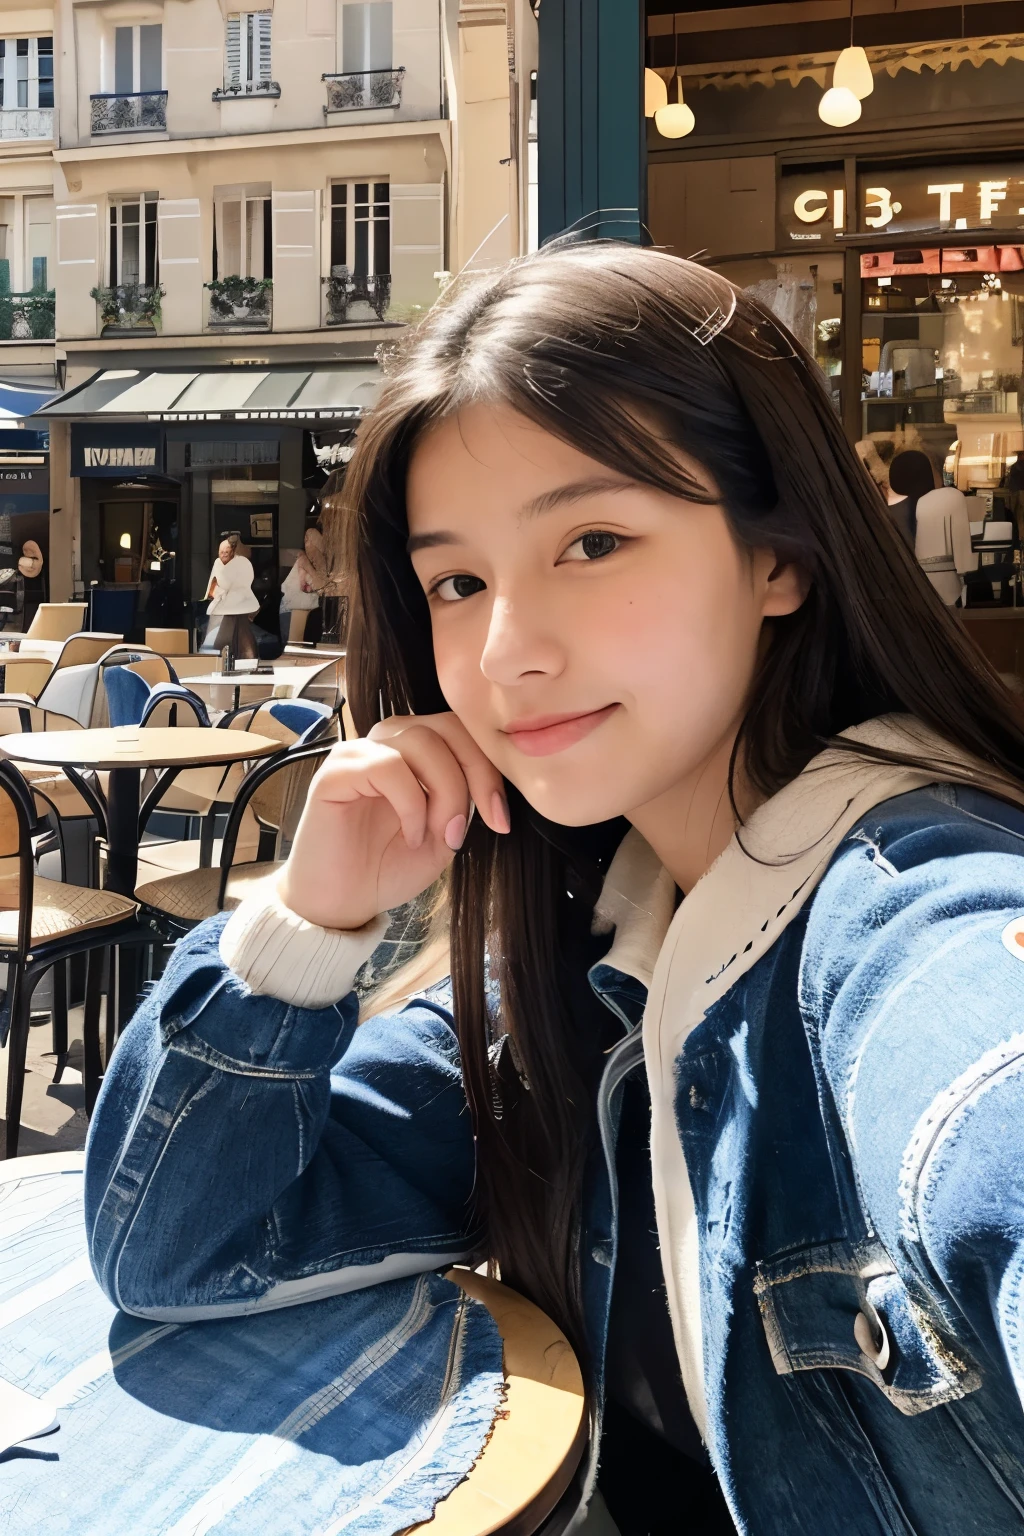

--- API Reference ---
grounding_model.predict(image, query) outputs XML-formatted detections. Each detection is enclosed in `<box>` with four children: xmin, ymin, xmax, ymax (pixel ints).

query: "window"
<box><xmin>111</xmin><ymin>25</ymin><xmax>162</xmax><ymax>94</ymax></box>
<box><xmin>214</xmin><ymin>192</ymin><xmax>272</xmax><ymax>278</ymax></box>
<box><xmin>340</xmin><ymin>3</ymin><xmax>391</xmax><ymax>73</ymax></box>
<box><xmin>25</xmin><ymin>198</ymin><xmax>52</xmax><ymax>290</ymax></box>
<box><xmin>330</xmin><ymin>182</ymin><xmax>389</xmax><ymax>275</ymax></box>
<box><xmin>110</xmin><ymin>195</ymin><xmax>158</xmax><ymax>287</ymax></box>
<box><xmin>225</xmin><ymin>13</ymin><xmax>272</xmax><ymax>90</ymax></box>
<box><xmin>0</xmin><ymin>37</ymin><xmax>54</xmax><ymax>109</ymax></box>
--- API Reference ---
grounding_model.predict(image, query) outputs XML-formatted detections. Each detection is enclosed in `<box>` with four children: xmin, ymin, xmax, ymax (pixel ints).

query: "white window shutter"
<box><xmin>271</xmin><ymin>190</ymin><xmax>320</xmax><ymax>330</ymax></box>
<box><xmin>225</xmin><ymin>16</ymin><xmax>241</xmax><ymax>85</ymax></box>
<box><xmin>56</xmin><ymin>204</ymin><xmax>99</xmax><ymax>339</ymax></box>
<box><xmin>389</xmin><ymin>184</ymin><xmax>444</xmax><ymax>317</ymax></box>
<box><xmin>256</xmin><ymin>14</ymin><xmax>272</xmax><ymax>81</ymax></box>
<box><xmin>157</xmin><ymin>199</ymin><xmax>202</xmax><ymax>335</ymax></box>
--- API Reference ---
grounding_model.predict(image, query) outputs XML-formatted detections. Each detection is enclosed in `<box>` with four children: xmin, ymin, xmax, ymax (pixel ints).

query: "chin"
<box><xmin>510</xmin><ymin>779</ymin><xmax>635</xmax><ymax>829</ymax></box>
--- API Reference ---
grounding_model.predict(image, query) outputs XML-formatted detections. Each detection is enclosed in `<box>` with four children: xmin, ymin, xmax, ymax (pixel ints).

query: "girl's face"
<box><xmin>406</xmin><ymin>403</ymin><xmax>806</xmax><ymax>829</ymax></box>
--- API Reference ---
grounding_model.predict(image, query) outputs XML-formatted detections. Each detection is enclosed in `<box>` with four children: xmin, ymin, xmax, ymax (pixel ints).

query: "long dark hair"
<box><xmin>335</xmin><ymin>243</ymin><xmax>1024</xmax><ymax>1365</ymax></box>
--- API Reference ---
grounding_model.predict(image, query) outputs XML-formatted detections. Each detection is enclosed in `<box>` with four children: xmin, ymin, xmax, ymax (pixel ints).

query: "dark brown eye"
<box><xmin>579</xmin><ymin>532</ymin><xmax>618</xmax><ymax>559</ymax></box>
<box><xmin>435</xmin><ymin>573</ymin><xmax>486</xmax><ymax>602</ymax></box>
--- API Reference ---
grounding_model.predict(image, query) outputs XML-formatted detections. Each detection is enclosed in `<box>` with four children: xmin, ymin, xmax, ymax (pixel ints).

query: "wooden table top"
<box><xmin>0</xmin><ymin>727</ymin><xmax>280</xmax><ymax>771</ymax></box>
<box><xmin>416</xmin><ymin>1268</ymin><xmax>587</xmax><ymax>1536</ymax></box>
<box><xmin>178</xmin><ymin>666</ymin><xmax>336</xmax><ymax>689</ymax></box>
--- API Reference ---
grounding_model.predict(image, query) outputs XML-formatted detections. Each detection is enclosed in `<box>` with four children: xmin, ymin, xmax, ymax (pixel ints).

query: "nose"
<box><xmin>479</xmin><ymin>591</ymin><xmax>566</xmax><ymax>687</ymax></box>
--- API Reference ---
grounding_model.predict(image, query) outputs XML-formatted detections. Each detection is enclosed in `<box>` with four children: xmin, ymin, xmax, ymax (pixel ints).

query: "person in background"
<box><xmin>204</xmin><ymin>535</ymin><xmax>260</xmax><ymax>657</ymax></box>
<box><xmin>888</xmin><ymin>448</ymin><xmax>937</xmax><ymax>548</ymax></box>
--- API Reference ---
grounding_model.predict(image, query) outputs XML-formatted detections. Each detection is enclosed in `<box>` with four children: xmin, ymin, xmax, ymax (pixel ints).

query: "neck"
<box><xmin>627</xmin><ymin>725</ymin><xmax>756</xmax><ymax>895</ymax></box>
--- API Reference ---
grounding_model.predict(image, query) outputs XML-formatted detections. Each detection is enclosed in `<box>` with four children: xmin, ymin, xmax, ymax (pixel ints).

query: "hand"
<box><xmin>276</xmin><ymin>713</ymin><xmax>510</xmax><ymax>931</ymax></box>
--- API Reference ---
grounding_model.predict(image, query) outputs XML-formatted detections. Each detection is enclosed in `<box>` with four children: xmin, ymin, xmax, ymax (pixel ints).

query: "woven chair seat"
<box><xmin>135</xmin><ymin>860</ymin><xmax>280</xmax><ymax>922</ymax></box>
<box><xmin>0</xmin><ymin>877</ymin><xmax>137</xmax><ymax>947</ymax></box>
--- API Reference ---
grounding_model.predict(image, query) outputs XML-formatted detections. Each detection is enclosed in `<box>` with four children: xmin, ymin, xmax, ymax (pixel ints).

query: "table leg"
<box><xmin>104</xmin><ymin>766</ymin><xmax>143</xmax><ymax>1033</ymax></box>
<box><xmin>103</xmin><ymin>766</ymin><xmax>141</xmax><ymax>899</ymax></box>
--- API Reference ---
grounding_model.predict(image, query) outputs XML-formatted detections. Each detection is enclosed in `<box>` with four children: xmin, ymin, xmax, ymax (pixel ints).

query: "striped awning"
<box><xmin>33</xmin><ymin>363</ymin><xmax>379</xmax><ymax>424</ymax></box>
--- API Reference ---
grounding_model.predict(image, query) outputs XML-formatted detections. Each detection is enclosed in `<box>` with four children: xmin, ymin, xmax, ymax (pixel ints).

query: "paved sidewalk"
<box><xmin>0</xmin><ymin>1005</ymin><xmax>89</xmax><ymax>1155</ymax></box>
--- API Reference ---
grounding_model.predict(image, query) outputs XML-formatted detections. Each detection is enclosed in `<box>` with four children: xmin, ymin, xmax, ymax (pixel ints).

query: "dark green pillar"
<box><xmin>537</xmin><ymin>0</ymin><xmax>645</xmax><ymax>246</ymax></box>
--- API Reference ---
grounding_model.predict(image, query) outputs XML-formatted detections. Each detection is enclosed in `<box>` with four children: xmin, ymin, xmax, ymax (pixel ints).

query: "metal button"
<box><xmin>854</xmin><ymin>1308</ymin><xmax>891</xmax><ymax>1371</ymax></box>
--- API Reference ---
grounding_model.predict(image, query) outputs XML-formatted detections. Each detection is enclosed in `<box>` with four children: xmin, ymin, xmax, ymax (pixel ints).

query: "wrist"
<box><xmin>274</xmin><ymin>865</ymin><xmax>380</xmax><ymax>933</ymax></box>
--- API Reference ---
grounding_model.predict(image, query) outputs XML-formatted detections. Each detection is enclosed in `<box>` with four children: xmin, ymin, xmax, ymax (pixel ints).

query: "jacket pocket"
<box><xmin>754</xmin><ymin>1237</ymin><xmax>980</xmax><ymax>1416</ymax></box>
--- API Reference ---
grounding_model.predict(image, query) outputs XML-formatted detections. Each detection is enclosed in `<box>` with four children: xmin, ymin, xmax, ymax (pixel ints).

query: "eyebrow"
<box><xmin>406</xmin><ymin>475</ymin><xmax>638</xmax><ymax>554</ymax></box>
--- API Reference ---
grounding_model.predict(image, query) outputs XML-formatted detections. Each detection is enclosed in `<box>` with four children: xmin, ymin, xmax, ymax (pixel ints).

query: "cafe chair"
<box><xmin>135</xmin><ymin>698</ymin><xmax>336</xmax><ymax>876</ymax></box>
<box><xmin>0</xmin><ymin>632</ymin><xmax>125</xmax><ymax>729</ymax></box>
<box><xmin>0</xmin><ymin>758</ymin><xmax>139</xmax><ymax>1157</ymax></box>
<box><xmin>145</xmin><ymin>628</ymin><xmax>191</xmax><ymax>657</ymax></box>
<box><xmin>0</xmin><ymin>602</ymin><xmax>88</xmax><ymax>646</ymax></box>
<box><xmin>135</xmin><ymin>741</ymin><xmax>331</xmax><ymax>936</ymax></box>
<box><xmin>103</xmin><ymin>668</ymin><xmax>210</xmax><ymax>730</ymax></box>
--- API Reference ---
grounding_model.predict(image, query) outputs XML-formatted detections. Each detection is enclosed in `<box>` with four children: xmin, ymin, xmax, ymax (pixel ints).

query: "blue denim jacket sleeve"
<box><xmin>85</xmin><ymin>914</ymin><xmax>477</xmax><ymax>1318</ymax></box>
<box><xmin>800</xmin><ymin>791</ymin><xmax>1024</xmax><ymax>1405</ymax></box>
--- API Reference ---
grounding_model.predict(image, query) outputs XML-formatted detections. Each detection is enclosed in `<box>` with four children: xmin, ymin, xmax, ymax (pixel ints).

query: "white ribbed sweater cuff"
<box><xmin>219</xmin><ymin>882</ymin><xmax>389</xmax><ymax>1009</ymax></box>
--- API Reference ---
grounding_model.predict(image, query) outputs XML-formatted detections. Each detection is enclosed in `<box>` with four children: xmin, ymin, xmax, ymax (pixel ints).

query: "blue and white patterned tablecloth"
<box><xmin>0</xmin><ymin>1162</ymin><xmax>505</xmax><ymax>1536</ymax></box>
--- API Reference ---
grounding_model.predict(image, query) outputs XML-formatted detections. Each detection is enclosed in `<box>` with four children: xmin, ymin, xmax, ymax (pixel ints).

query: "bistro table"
<box><xmin>0</xmin><ymin>1152</ymin><xmax>587</xmax><ymax>1536</ymax></box>
<box><xmin>0</xmin><ymin>727</ymin><xmax>279</xmax><ymax>898</ymax></box>
<box><xmin>178</xmin><ymin>663</ymin><xmax>340</xmax><ymax>712</ymax></box>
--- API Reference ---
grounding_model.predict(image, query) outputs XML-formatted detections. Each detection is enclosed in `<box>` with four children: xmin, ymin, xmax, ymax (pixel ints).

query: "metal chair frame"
<box><xmin>0</xmin><ymin>759</ymin><xmax>143</xmax><ymax>1157</ymax></box>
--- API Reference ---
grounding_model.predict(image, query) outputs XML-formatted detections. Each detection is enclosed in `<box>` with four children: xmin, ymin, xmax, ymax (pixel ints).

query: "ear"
<box><xmin>762</xmin><ymin>556</ymin><xmax>811</xmax><ymax>618</ymax></box>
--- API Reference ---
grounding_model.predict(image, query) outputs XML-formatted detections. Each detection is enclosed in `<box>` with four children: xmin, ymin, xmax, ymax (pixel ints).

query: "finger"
<box><xmin>371</xmin><ymin>714</ymin><xmax>509</xmax><ymax>833</ymax></box>
<box><xmin>373</xmin><ymin>724</ymin><xmax>474</xmax><ymax>847</ymax></box>
<box><xmin>312</xmin><ymin>742</ymin><xmax>430</xmax><ymax>849</ymax></box>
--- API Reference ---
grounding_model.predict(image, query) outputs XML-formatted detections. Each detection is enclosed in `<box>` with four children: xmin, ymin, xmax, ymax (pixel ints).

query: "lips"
<box><xmin>501</xmin><ymin>704</ymin><xmax>619</xmax><ymax>757</ymax></box>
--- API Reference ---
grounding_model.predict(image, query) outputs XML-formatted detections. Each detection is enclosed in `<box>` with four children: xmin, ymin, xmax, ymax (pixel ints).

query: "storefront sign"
<box><xmin>0</xmin><ymin>468</ymin><xmax>48</xmax><ymax>513</ymax></box>
<box><xmin>782</xmin><ymin>164</ymin><xmax>1024</xmax><ymax>243</ymax></box>
<box><xmin>71</xmin><ymin>424</ymin><xmax>164</xmax><ymax>477</ymax></box>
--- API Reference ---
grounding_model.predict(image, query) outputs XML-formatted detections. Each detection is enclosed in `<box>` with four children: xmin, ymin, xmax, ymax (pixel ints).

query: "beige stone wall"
<box><xmin>454</xmin><ymin>19</ymin><xmax>513</xmax><ymax>272</ymax></box>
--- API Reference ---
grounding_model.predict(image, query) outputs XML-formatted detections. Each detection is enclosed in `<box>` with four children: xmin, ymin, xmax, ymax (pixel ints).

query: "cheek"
<box><xmin>429</xmin><ymin>616</ymin><xmax>487</xmax><ymax>717</ymax></box>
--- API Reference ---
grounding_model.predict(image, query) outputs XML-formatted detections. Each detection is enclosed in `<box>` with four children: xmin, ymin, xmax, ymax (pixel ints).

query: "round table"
<box><xmin>0</xmin><ymin>1153</ymin><xmax>587</xmax><ymax>1536</ymax></box>
<box><xmin>0</xmin><ymin>727</ymin><xmax>279</xmax><ymax>897</ymax></box>
<box><xmin>178</xmin><ymin>665</ymin><xmax>339</xmax><ymax>711</ymax></box>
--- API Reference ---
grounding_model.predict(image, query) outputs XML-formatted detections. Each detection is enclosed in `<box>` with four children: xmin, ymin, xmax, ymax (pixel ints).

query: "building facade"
<box><xmin>0</xmin><ymin>0</ymin><xmax>534</xmax><ymax>635</ymax></box>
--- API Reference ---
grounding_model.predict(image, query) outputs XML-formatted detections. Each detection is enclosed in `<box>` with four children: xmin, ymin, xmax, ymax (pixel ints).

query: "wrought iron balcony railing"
<box><xmin>0</xmin><ymin>291</ymin><xmax>54</xmax><ymax>341</ymax></box>
<box><xmin>322</xmin><ymin>270</ymin><xmax>392</xmax><ymax>325</ymax></box>
<box><xmin>90</xmin><ymin>91</ymin><xmax>168</xmax><ymax>135</ymax></box>
<box><xmin>0</xmin><ymin>108</ymin><xmax>53</xmax><ymax>141</ymax></box>
<box><xmin>322</xmin><ymin>68</ymin><xmax>405</xmax><ymax>113</ymax></box>
<box><xmin>205</xmin><ymin>276</ymin><xmax>273</xmax><ymax>331</ymax></box>
<box><xmin>91</xmin><ymin>284</ymin><xmax>164</xmax><ymax>334</ymax></box>
<box><xmin>212</xmin><ymin>79</ymin><xmax>281</xmax><ymax>100</ymax></box>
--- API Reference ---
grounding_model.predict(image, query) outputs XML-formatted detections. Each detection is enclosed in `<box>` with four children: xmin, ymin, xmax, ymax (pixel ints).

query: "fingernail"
<box><xmin>444</xmin><ymin>814</ymin><xmax>467</xmax><ymax>851</ymax></box>
<box><xmin>491</xmin><ymin>791</ymin><xmax>511</xmax><ymax>834</ymax></box>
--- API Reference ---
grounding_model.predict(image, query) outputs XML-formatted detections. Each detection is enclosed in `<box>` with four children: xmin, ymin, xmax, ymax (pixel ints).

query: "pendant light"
<box><xmin>655</xmin><ymin>13</ymin><xmax>695</xmax><ymax>139</ymax></box>
<box><xmin>819</xmin><ymin>0</ymin><xmax>870</xmax><ymax>124</ymax></box>
<box><xmin>645</xmin><ymin>69</ymin><xmax>668</xmax><ymax>117</ymax></box>
<box><xmin>818</xmin><ymin>85</ymin><xmax>862</xmax><ymax>126</ymax></box>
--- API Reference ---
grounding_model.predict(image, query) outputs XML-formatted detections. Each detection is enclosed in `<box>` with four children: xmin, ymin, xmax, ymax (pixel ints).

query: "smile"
<box><xmin>501</xmin><ymin>704</ymin><xmax>620</xmax><ymax>757</ymax></box>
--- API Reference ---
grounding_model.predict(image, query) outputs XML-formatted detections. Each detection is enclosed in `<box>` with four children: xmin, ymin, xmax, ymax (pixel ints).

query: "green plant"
<box><xmin>204</xmin><ymin>276</ymin><xmax>273</xmax><ymax>319</ymax></box>
<box><xmin>90</xmin><ymin>283</ymin><xmax>165</xmax><ymax>328</ymax></box>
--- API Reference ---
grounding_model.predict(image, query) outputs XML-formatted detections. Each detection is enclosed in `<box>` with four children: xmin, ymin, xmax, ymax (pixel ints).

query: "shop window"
<box><xmin>709</xmin><ymin>255</ymin><xmax>843</xmax><ymax>414</ymax></box>
<box><xmin>339</xmin><ymin>3</ymin><xmax>392</xmax><ymax>73</ymax></box>
<box><xmin>110</xmin><ymin>25</ymin><xmax>162</xmax><ymax>94</ymax></box>
<box><xmin>213</xmin><ymin>191</ymin><xmax>272</xmax><ymax>279</ymax></box>
<box><xmin>330</xmin><ymin>181</ymin><xmax>389</xmax><ymax>275</ymax></box>
<box><xmin>109</xmin><ymin>195</ymin><xmax>158</xmax><ymax>287</ymax></box>
<box><xmin>225</xmin><ymin>13</ymin><xmax>272</xmax><ymax>90</ymax></box>
<box><xmin>860</xmin><ymin>245</ymin><xmax>1024</xmax><ymax>493</ymax></box>
<box><xmin>0</xmin><ymin>37</ymin><xmax>54</xmax><ymax>109</ymax></box>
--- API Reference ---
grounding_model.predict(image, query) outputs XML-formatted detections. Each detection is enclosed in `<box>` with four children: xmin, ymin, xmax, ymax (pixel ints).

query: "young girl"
<box><xmin>85</xmin><ymin>245</ymin><xmax>1024</xmax><ymax>1535</ymax></box>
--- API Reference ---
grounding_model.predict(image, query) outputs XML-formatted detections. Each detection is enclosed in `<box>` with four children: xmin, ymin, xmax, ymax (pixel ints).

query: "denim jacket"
<box><xmin>85</xmin><ymin>717</ymin><xmax>1024</xmax><ymax>1534</ymax></box>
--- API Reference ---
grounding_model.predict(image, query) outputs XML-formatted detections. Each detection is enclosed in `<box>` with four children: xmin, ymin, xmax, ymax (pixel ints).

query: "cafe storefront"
<box><xmin>38</xmin><ymin>363</ymin><xmax>378</xmax><ymax>643</ymax></box>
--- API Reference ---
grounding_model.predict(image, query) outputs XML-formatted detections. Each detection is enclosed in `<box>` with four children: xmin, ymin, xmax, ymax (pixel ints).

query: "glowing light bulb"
<box><xmin>833</xmin><ymin>46</ymin><xmax>873</xmax><ymax>100</ymax></box>
<box><xmin>818</xmin><ymin>86</ymin><xmax>862</xmax><ymax>128</ymax></box>
<box><xmin>655</xmin><ymin>76</ymin><xmax>695</xmax><ymax>139</ymax></box>
<box><xmin>119</xmin><ymin>532</ymin><xmax>132</xmax><ymax>549</ymax></box>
